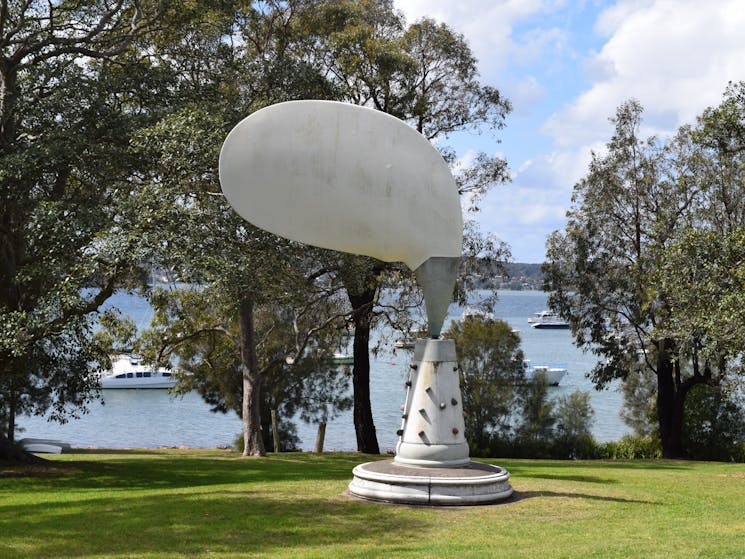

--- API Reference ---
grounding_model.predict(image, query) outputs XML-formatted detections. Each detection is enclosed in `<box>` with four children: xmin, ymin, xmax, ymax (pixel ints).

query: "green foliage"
<box><xmin>446</xmin><ymin>315</ymin><xmax>603</xmax><ymax>459</ymax></box>
<box><xmin>544</xmin><ymin>83</ymin><xmax>745</xmax><ymax>458</ymax></box>
<box><xmin>132</xmin><ymin>282</ymin><xmax>351</xmax><ymax>453</ymax></box>
<box><xmin>656</xmin><ymin>228</ymin><xmax>745</xmax><ymax>379</ymax></box>
<box><xmin>0</xmin><ymin>1</ymin><xmax>165</xmax><ymax>441</ymax></box>
<box><xmin>481</xmin><ymin>378</ymin><xmax>599</xmax><ymax>460</ymax></box>
<box><xmin>555</xmin><ymin>391</ymin><xmax>595</xmax><ymax>439</ymax></box>
<box><xmin>445</xmin><ymin>315</ymin><xmax>524</xmax><ymax>450</ymax></box>
<box><xmin>517</xmin><ymin>371</ymin><xmax>557</xmax><ymax>443</ymax></box>
<box><xmin>600</xmin><ymin>435</ymin><xmax>662</xmax><ymax>460</ymax></box>
<box><xmin>554</xmin><ymin>391</ymin><xmax>596</xmax><ymax>458</ymax></box>
<box><xmin>2</xmin><ymin>0</ymin><xmax>513</xmax><ymax>457</ymax></box>
<box><xmin>682</xmin><ymin>383</ymin><xmax>745</xmax><ymax>462</ymax></box>
<box><xmin>621</xmin><ymin>368</ymin><xmax>658</xmax><ymax>437</ymax></box>
<box><xmin>297</xmin><ymin>0</ymin><xmax>513</xmax><ymax>452</ymax></box>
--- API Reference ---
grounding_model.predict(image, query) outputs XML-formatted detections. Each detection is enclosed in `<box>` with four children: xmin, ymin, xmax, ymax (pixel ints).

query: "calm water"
<box><xmin>18</xmin><ymin>290</ymin><xmax>631</xmax><ymax>450</ymax></box>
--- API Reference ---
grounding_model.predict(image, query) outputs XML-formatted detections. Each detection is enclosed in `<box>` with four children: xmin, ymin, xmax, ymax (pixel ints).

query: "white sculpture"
<box><xmin>219</xmin><ymin>100</ymin><xmax>512</xmax><ymax>504</ymax></box>
<box><xmin>220</xmin><ymin>100</ymin><xmax>461</xmax><ymax>336</ymax></box>
<box><xmin>219</xmin><ymin>100</ymin><xmax>461</xmax><ymax>271</ymax></box>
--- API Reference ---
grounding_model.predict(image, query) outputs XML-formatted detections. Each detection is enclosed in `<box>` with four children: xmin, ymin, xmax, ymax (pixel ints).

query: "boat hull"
<box><xmin>527</xmin><ymin>368</ymin><xmax>566</xmax><ymax>386</ymax></box>
<box><xmin>19</xmin><ymin>438</ymin><xmax>70</xmax><ymax>454</ymax></box>
<box><xmin>101</xmin><ymin>378</ymin><xmax>176</xmax><ymax>389</ymax></box>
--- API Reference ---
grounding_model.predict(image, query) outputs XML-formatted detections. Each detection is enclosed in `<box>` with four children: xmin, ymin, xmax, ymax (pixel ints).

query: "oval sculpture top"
<box><xmin>219</xmin><ymin>100</ymin><xmax>462</xmax><ymax>271</ymax></box>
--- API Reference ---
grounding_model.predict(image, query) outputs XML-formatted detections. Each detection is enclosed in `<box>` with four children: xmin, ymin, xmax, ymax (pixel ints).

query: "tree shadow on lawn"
<box><xmin>502</xmin><ymin>460</ymin><xmax>693</xmax><ymax>478</ymax></box>
<box><xmin>1</xmin><ymin>451</ymin><xmax>366</xmax><ymax>490</ymax></box>
<box><xmin>2</xmin><ymin>489</ymin><xmax>428</xmax><ymax>558</ymax></box>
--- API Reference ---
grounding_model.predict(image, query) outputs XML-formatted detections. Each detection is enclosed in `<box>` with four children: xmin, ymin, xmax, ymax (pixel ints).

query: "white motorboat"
<box><xmin>525</xmin><ymin>362</ymin><xmax>567</xmax><ymax>386</ymax></box>
<box><xmin>100</xmin><ymin>354</ymin><xmax>177</xmax><ymax>389</ymax></box>
<box><xmin>528</xmin><ymin>310</ymin><xmax>569</xmax><ymax>329</ymax></box>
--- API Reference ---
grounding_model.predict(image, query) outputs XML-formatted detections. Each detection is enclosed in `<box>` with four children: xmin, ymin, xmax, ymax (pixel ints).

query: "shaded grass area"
<box><xmin>1</xmin><ymin>450</ymin><xmax>744</xmax><ymax>558</ymax></box>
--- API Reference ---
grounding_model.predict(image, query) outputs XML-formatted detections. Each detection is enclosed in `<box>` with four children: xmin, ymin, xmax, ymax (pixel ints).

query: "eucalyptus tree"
<box><xmin>0</xmin><ymin>0</ymin><xmax>165</xmax><ymax>459</ymax></box>
<box><xmin>126</xmin><ymin>2</ymin><xmax>352</xmax><ymax>456</ymax></box>
<box><xmin>294</xmin><ymin>0</ymin><xmax>512</xmax><ymax>453</ymax></box>
<box><xmin>691</xmin><ymin>80</ymin><xmax>745</xmax><ymax>234</ymax></box>
<box><xmin>136</xmin><ymin>276</ymin><xmax>352</xmax><ymax>453</ymax></box>
<box><xmin>544</xmin><ymin>101</ymin><xmax>694</xmax><ymax>457</ymax></box>
<box><xmin>544</xmin><ymin>90</ymin><xmax>745</xmax><ymax>458</ymax></box>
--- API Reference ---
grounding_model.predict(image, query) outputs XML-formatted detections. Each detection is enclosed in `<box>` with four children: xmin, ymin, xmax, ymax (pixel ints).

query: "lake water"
<box><xmin>17</xmin><ymin>290</ymin><xmax>631</xmax><ymax>451</ymax></box>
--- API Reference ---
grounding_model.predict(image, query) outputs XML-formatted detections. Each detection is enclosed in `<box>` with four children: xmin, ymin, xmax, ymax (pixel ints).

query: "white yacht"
<box><xmin>100</xmin><ymin>354</ymin><xmax>177</xmax><ymax>389</ymax></box>
<box><xmin>525</xmin><ymin>361</ymin><xmax>567</xmax><ymax>386</ymax></box>
<box><xmin>528</xmin><ymin>310</ymin><xmax>569</xmax><ymax>329</ymax></box>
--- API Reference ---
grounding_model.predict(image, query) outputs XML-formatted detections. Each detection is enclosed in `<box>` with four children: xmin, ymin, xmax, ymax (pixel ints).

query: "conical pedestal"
<box><xmin>349</xmin><ymin>338</ymin><xmax>513</xmax><ymax>505</ymax></box>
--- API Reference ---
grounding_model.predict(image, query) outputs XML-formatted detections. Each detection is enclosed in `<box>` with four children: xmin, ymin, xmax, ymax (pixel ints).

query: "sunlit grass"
<box><xmin>1</xmin><ymin>450</ymin><xmax>744</xmax><ymax>558</ymax></box>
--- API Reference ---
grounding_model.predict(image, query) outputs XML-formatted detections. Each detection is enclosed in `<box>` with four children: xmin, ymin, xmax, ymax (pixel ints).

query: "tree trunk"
<box><xmin>656</xmin><ymin>339</ymin><xmax>685</xmax><ymax>459</ymax></box>
<box><xmin>348</xmin><ymin>288</ymin><xmax>380</xmax><ymax>454</ymax></box>
<box><xmin>7</xmin><ymin>386</ymin><xmax>16</xmax><ymax>442</ymax></box>
<box><xmin>239</xmin><ymin>295</ymin><xmax>265</xmax><ymax>457</ymax></box>
<box><xmin>0</xmin><ymin>433</ymin><xmax>43</xmax><ymax>464</ymax></box>
<box><xmin>271</xmin><ymin>408</ymin><xmax>280</xmax><ymax>453</ymax></box>
<box><xmin>315</xmin><ymin>421</ymin><xmax>327</xmax><ymax>453</ymax></box>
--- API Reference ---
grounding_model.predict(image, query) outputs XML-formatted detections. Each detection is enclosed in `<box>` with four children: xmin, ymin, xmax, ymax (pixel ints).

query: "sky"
<box><xmin>395</xmin><ymin>0</ymin><xmax>745</xmax><ymax>263</ymax></box>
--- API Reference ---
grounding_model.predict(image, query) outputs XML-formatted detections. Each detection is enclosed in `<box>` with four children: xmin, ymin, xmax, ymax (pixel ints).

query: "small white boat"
<box><xmin>525</xmin><ymin>362</ymin><xmax>567</xmax><ymax>386</ymax></box>
<box><xmin>100</xmin><ymin>354</ymin><xmax>177</xmax><ymax>389</ymax></box>
<box><xmin>394</xmin><ymin>328</ymin><xmax>428</xmax><ymax>349</ymax></box>
<box><xmin>461</xmin><ymin>307</ymin><xmax>496</xmax><ymax>321</ymax></box>
<box><xmin>19</xmin><ymin>438</ymin><xmax>70</xmax><ymax>454</ymax></box>
<box><xmin>332</xmin><ymin>352</ymin><xmax>354</xmax><ymax>365</ymax></box>
<box><xmin>528</xmin><ymin>310</ymin><xmax>569</xmax><ymax>329</ymax></box>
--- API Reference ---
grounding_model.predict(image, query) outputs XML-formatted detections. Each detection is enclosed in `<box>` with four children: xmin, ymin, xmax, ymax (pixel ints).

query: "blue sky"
<box><xmin>396</xmin><ymin>0</ymin><xmax>745</xmax><ymax>262</ymax></box>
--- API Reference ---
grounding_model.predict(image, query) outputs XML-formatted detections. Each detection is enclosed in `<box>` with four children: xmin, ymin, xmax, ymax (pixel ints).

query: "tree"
<box><xmin>130</xmin><ymin>100</ymin><xmax>351</xmax><ymax>456</ymax></box>
<box><xmin>682</xmin><ymin>383</ymin><xmax>745</xmax><ymax>462</ymax></box>
<box><xmin>620</xmin><ymin>368</ymin><xmax>657</xmax><ymax>438</ymax></box>
<box><xmin>555</xmin><ymin>391</ymin><xmax>594</xmax><ymax>440</ymax></box>
<box><xmin>0</xmin><ymin>0</ymin><xmax>164</xmax><ymax>460</ymax></box>
<box><xmin>516</xmin><ymin>371</ymin><xmax>556</xmax><ymax>444</ymax></box>
<box><xmin>135</xmin><ymin>282</ymin><xmax>351</xmax><ymax>453</ymax></box>
<box><xmin>554</xmin><ymin>390</ymin><xmax>596</xmax><ymax>458</ymax></box>
<box><xmin>545</xmin><ymin>87</ymin><xmax>745</xmax><ymax>458</ymax></box>
<box><xmin>123</xmin><ymin>2</ymin><xmax>350</xmax><ymax>456</ymax></box>
<box><xmin>295</xmin><ymin>0</ymin><xmax>512</xmax><ymax>453</ymax></box>
<box><xmin>445</xmin><ymin>315</ymin><xmax>524</xmax><ymax>451</ymax></box>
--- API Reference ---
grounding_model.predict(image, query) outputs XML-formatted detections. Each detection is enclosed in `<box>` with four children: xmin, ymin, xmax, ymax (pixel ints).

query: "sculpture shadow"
<box><xmin>510</xmin><ymin>490</ymin><xmax>659</xmax><ymax>505</ymax></box>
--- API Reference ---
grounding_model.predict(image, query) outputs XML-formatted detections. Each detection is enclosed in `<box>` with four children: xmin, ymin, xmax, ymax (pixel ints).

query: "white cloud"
<box><xmin>396</xmin><ymin>0</ymin><xmax>545</xmax><ymax>80</ymax></box>
<box><xmin>546</xmin><ymin>0</ymin><xmax>745</xmax><ymax>149</ymax></box>
<box><xmin>476</xmin><ymin>180</ymin><xmax>569</xmax><ymax>262</ymax></box>
<box><xmin>507</xmin><ymin>75</ymin><xmax>546</xmax><ymax>114</ymax></box>
<box><xmin>395</xmin><ymin>0</ymin><xmax>745</xmax><ymax>262</ymax></box>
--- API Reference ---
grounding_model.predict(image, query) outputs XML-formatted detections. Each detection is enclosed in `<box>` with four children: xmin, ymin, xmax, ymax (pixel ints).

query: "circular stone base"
<box><xmin>348</xmin><ymin>459</ymin><xmax>513</xmax><ymax>506</ymax></box>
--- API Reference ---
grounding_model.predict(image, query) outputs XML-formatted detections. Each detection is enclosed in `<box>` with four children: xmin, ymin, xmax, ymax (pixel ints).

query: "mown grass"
<box><xmin>1</xmin><ymin>450</ymin><xmax>743</xmax><ymax>558</ymax></box>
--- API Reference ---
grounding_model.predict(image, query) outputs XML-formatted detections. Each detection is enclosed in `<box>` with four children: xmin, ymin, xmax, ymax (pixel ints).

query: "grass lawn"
<box><xmin>1</xmin><ymin>450</ymin><xmax>743</xmax><ymax>559</ymax></box>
